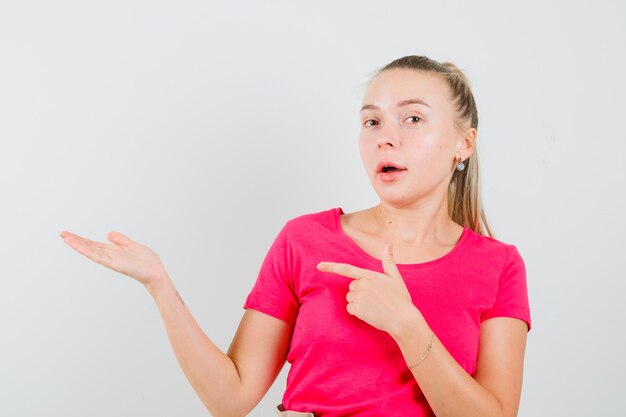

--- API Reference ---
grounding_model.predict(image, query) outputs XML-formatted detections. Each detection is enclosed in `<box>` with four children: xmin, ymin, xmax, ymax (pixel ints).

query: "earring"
<box><xmin>456</xmin><ymin>158</ymin><xmax>465</xmax><ymax>171</ymax></box>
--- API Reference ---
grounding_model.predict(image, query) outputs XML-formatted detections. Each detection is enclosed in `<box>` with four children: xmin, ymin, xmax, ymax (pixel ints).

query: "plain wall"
<box><xmin>1</xmin><ymin>1</ymin><xmax>625</xmax><ymax>416</ymax></box>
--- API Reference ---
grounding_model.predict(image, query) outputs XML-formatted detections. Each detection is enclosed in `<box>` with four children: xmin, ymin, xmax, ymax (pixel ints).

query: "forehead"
<box><xmin>362</xmin><ymin>68</ymin><xmax>452</xmax><ymax>110</ymax></box>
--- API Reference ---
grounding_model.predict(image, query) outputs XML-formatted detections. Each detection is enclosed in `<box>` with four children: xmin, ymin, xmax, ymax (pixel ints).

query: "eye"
<box><xmin>363</xmin><ymin>119</ymin><xmax>379</xmax><ymax>127</ymax></box>
<box><xmin>405</xmin><ymin>116</ymin><xmax>422</xmax><ymax>124</ymax></box>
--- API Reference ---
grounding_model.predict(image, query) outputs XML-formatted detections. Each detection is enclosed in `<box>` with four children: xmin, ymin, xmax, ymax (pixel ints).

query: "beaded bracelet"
<box><xmin>408</xmin><ymin>332</ymin><xmax>435</xmax><ymax>370</ymax></box>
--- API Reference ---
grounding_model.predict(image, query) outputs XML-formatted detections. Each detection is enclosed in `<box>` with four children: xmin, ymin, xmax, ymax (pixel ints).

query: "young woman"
<box><xmin>60</xmin><ymin>55</ymin><xmax>531</xmax><ymax>417</ymax></box>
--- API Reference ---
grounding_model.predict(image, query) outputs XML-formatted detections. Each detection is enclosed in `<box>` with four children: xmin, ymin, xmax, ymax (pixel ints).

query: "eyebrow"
<box><xmin>360</xmin><ymin>98</ymin><xmax>432</xmax><ymax>113</ymax></box>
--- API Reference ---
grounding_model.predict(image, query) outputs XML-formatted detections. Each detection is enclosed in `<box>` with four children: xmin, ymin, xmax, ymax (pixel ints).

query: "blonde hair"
<box><xmin>372</xmin><ymin>55</ymin><xmax>494</xmax><ymax>238</ymax></box>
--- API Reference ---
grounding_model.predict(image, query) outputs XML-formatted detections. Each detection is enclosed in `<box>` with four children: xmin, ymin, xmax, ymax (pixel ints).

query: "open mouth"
<box><xmin>376</xmin><ymin>161</ymin><xmax>406</xmax><ymax>174</ymax></box>
<box><xmin>376</xmin><ymin>161</ymin><xmax>407</xmax><ymax>182</ymax></box>
<box><xmin>377</xmin><ymin>165</ymin><xmax>407</xmax><ymax>181</ymax></box>
<box><xmin>381</xmin><ymin>166</ymin><xmax>403</xmax><ymax>173</ymax></box>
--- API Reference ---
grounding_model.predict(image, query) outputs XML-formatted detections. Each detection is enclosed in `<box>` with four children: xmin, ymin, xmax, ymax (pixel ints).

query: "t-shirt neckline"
<box><xmin>333</xmin><ymin>206</ymin><xmax>469</xmax><ymax>268</ymax></box>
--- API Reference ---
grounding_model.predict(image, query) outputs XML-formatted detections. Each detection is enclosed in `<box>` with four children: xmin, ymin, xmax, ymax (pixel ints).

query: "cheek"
<box><xmin>405</xmin><ymin>143</ymin><xmax>451</xmax><ymax>181</ymax></box>
<box><xmin>407</xmin><ymin>142</ymin><xmax>440</xmax><ymax>168</ymax></box>
<box><xmin>412</xmin><ymin>130</ymin><xmax>453</xmax><ymax>161</ymax></box>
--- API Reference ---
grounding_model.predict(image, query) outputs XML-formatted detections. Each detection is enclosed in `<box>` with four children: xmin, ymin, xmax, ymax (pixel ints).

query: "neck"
<box><xmin>373</xmin><ymin>201</ymin><xmax>455</xmax><ymax>245</ymax></box>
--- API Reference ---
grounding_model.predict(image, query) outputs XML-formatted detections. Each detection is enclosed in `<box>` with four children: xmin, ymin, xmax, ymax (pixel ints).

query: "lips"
<box><xmin>375</xmin><ymin>160</ymin><xmax>407</xmax><ymax>182</ymax></box>
<box><xmin>376</xmin><ymin>160</ymin><xmax>407</xmax><ymax>173</ymax></box>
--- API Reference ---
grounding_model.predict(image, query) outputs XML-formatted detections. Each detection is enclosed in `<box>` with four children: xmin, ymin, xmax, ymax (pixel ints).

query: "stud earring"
<box><xmin>456</xmin><ymin>158</ymin><xmax>465</xmax><ymax>171</ymax></box>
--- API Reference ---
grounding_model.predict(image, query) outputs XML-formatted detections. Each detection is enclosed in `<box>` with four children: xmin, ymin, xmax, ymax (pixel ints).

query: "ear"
<box><xmin>457</xmin><ymin>127</ymin><xmax>477</xmax><ymax>161</ymax></box>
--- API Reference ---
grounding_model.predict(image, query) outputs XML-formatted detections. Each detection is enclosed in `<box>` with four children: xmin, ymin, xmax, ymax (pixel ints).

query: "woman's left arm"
<box><xmin>317</xmin><ymin>243</ymin><xmax>528</xmax><ymax>417</ymax></box>
<box><xmin>391</xmin><ymin>309</ymin><xmax>528</xmax><ymax>417</ymax></box>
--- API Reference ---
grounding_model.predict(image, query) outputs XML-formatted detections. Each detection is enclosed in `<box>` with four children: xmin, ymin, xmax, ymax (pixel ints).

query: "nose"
<box><xmin>376</xmin><ymin>130</ymin><xmax>399</xmax><ymax>149</ymax></box>
<box><xmin>377</xmin><ymin>140</ymin><xmax>394</xmax><ymax>149</ymax></box>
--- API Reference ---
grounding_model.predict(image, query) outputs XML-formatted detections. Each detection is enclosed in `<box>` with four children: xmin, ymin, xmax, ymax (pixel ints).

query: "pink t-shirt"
<box><xmin>243</xmin><ymin>207</ymin><xmax>531</xmax><ymax>417</ymax></box>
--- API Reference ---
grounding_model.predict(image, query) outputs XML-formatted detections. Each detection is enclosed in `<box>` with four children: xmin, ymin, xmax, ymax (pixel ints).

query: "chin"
<box><xmin>374</xmin><ymin>191</ymin><xmax>413</xmax><ymax>206</ymax></box>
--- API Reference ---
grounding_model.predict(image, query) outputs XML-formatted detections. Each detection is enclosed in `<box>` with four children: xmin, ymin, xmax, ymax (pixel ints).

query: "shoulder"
<box><xmin>283</xmin><ymin>207</ymin><xmax>339</xmax><ymax>234</ymax></box>
<box><xmin>463</xmin><ymin>227</ymin><xmax>523</xmax><ymax>266</ymax></box>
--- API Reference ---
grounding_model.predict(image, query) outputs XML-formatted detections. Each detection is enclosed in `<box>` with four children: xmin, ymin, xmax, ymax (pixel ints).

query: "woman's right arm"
<box><xmin>60</xmin><ymin>230</ymin><xmax>293</xmax><ymax>417</ymax></box>
<box><xmin>147</xmin><ymin>277</ymin><xmax>293</xmax><ymax>417</ymax></box>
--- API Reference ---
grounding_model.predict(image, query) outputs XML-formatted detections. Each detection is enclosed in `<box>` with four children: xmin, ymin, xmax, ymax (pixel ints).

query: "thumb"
<box><xmin>382</xmin><ymin>242</ymin><xmax>401</xmax><ymax>279</ymax></box>
<box><xmin>107</xmin><ymin>231</ymin><xmax>133</xmax><ymax>247</ymax></box>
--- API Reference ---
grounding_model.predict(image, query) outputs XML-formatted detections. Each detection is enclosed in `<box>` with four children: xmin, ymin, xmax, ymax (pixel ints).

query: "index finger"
<box><xmin>316</xmin><ymin>262</ymin><xmax>378</xmax><ymax>280</ymax></box>
<box><xmin>61</xmin><ymin>231</ymin><xmax>107</xmax><ymax>259</ymax></box>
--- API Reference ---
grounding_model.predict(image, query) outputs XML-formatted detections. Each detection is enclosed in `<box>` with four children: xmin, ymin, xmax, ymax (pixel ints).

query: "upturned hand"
<box><xmin>60</xmin><ymin>230</ymin><xmax>169</xmax><ymax>290</ymax></box>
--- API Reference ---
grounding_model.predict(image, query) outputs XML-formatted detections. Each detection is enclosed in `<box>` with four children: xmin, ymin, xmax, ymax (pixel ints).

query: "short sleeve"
<box><xmin>243</xmin><ymin>221</ymin><xmax>299</xmax><ymax>326</ymax></box>
<box><xmin>480</xmin><ymin>245</ymin><xmax>532</xmax><ymax>332</ymax></box>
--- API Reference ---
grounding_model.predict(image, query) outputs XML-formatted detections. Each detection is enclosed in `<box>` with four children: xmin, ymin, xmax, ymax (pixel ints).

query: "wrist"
<box><xmin>389</xmin><ymin>305</ymin><xmax>428</xmax><ymax>343</ymax></box>
<box><xmin>145</xmin><ymin>273</ymin><xmax>174</xmax><ymax>299</ymax></box>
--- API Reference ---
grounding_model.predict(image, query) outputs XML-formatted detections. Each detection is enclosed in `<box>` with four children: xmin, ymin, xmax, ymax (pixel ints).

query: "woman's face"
<box><xmin>358</xmin><ymin>68</ymin><xmax>474</xmax><ymax>208</ymax></box>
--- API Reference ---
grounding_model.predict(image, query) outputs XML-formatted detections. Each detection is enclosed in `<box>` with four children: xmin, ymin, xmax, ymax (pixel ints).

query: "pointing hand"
<box><xmin>316</xmin><ymin>243</ymin><xmax>421</xmax><ymax>336</ymax></box>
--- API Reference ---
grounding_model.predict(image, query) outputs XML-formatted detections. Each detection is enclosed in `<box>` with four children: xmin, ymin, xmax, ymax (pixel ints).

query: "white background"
<box><xmin>1</xmin><ymin>1</ymin><xmax>624</xmax><ymax>416</ymax></box>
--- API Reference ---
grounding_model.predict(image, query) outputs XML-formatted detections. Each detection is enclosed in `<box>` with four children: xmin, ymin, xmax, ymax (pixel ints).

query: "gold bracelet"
<box><xmin>408</xmin><ymin>332</ymin><xmax>435</xmax><ymax>370</ymax></box>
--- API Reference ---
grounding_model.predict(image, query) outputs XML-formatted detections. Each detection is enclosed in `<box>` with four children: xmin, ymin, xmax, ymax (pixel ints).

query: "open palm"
<box><xmin>60</xmin><ymin>230</ymin><xmax>168</xmax><ymax>288</ymax></box>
